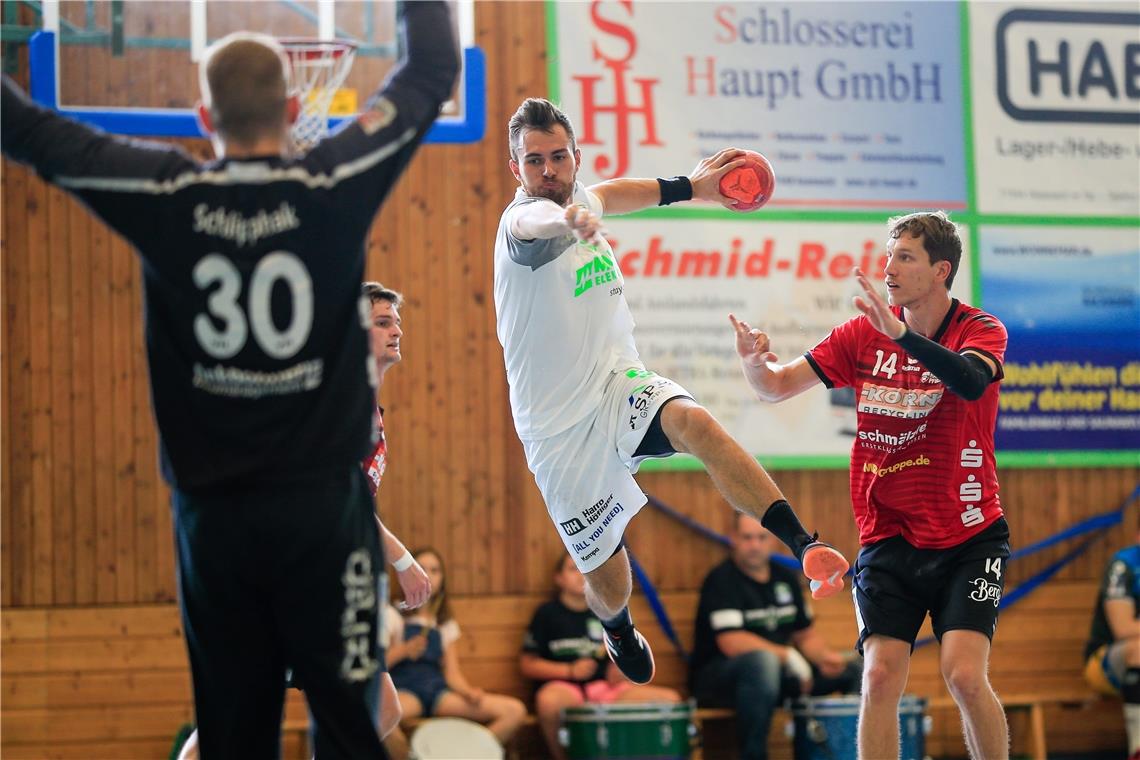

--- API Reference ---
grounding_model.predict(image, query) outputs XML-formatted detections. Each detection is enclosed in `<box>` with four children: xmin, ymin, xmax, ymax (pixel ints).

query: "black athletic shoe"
<box><xmin>603</xmin><ymin>625</ymin><xmax>656</xmax><ymax>685</ymax></box>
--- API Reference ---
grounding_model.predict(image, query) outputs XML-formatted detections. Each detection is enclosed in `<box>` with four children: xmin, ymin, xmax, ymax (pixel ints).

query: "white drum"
<box><xmin>409</xmin><ymin>717</ymin><xmax>504</xmax><ymax>760</ymax></box>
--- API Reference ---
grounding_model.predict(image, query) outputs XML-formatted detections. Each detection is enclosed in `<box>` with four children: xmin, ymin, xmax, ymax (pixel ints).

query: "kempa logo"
<box><xmin>574</xmin><ymin>252</ymin><xmax>619</xmax><ymax>297</ymax></box>
<box><xmin>995</xmin><ymin>8</ymin><xmax>1140</xmax><ymax>125</ymax></box>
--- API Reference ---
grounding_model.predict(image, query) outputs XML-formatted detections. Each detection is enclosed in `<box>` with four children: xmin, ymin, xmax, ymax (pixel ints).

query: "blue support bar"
<box><xmin>28</xmin><ymin>31</ymin><xmax>486</xmax><ymax>144</ymax></box>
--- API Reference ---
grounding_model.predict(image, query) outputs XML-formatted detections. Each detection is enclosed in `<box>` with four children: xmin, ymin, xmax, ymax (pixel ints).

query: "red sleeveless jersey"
<box><xmin>361</xmin><ymin>407</ymin><xmax>387</xmax><ymax>497</ymax></box>
<box><xmin>806</xmin><ymin>300</ymin><xmax>1007</xmax><ymax>549</ymax></box>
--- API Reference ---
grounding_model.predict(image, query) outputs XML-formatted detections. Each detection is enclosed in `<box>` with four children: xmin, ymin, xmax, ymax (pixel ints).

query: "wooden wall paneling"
<box><xmin>474</xmin><ymin>2</ymin><xmax>510</xmax><ymax>595</ymax></box>
<box><xmin>109</xmin><ymin>236</ymin><xmax>137</xmax><ymax>602</ymax></box>
<box><xmin>68</xmin><ymin>199</ymin><xmax>97</xmax><ymax>604</ymax></box>
<box><xmin>88</xmin><ymin>174</ymin><xmax>117</xmax><ymax>604</ymax></box>
<box><xmin>1</xmin><ymin>179</ymin><xmax>10</xmax><ymax>609</ymax></box>
<box><xmin>26</xmin><ymin>158</ymin><xmax>53</xmax><ymax>606</ymax></box>
<box><xmin>47</xmin><ymin>183</ymin><xmax>74</xmax><ymax>605</ymax></box>
<box><xmin>5</xmin><ymin>163</ymin><xmax>33</xmax><ymax>606</ymax></box>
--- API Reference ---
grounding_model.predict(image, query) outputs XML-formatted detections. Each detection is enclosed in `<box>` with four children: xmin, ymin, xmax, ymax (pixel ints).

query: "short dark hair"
<box><xmin>200</xmin><ymin>33</ymin><xmax>290</xmax><ymax>146</ymax></box>
<box><xmin>887</xmin><ymin>211</ymin><xmax>963</xmax><ymax>290</ymax></box>
<box><xmin>507</xmin><ymin>98</ymin><xmax>577</xmax><ymax>160</ymax></box>
<box><xmin>362</xmin><ymin>281</ymin><xmax>403</xmax><ymax>309</ymax></box>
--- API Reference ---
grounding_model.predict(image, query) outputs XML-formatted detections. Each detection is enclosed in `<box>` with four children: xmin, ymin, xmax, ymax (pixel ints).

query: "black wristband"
<box><xmin>657</xmin><ymin>176</ymin><xmax>693</xmax><ymax>206</ymax></box>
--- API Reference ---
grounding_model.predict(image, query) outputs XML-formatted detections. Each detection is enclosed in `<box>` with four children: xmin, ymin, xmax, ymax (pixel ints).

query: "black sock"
<box><xmin>760</xmin><ymin>500</ymin><xmax>816</xmax><ymax>561</ymax></box>
<box><xmin>1123</xmin><ymin>667</ymin><xmax>1140</xmax><ymax>703</ymax></box>
<box><xmin>601</xmin><ymin>607</ymin><xmax>632</xmax><ymax>633</ymax></box>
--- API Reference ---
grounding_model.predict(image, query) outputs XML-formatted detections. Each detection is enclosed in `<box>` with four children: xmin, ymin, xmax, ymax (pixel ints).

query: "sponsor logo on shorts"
<box><xmin>560</xmin><ymin>517</ymin><xmax>587</xmax><ymax>536</ymax></box>
<box><xmin>628</xmin><ymin>378</ymin><xmax>669</xmax><ymax>430</ymax></box>
<box><xmin>570</xmin><ymin>501</ymin><xmax>627</xmax><ymax>556</ymax></box>
<box><xmin>340</xmin><ymin>548</ymin><xmax>379</xmax><ymax>683</ymax></box>
<box><xmin>582</xmin><ymin>494</ymin><xmax>615</xmax><ymax>525</ymax></box>
<box><xmin>968</xmin><ymin>577</ymin><xmax>1002</xmax><ymax>607</ymax></box>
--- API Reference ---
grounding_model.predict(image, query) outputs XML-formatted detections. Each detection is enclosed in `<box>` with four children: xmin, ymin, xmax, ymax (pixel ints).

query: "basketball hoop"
<box><xmin>280</xmin><ymin>38</ymin><xmax>357</xmax><ymax>152</ymax></box>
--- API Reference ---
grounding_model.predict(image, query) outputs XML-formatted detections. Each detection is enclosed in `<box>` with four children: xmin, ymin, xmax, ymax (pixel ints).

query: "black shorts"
<box><xmin>173</xmin><ymin>466</ymin><xmax>386</xmax><ymax>759</ymax></box>
<box><xmin>852</xmin><ymin>517</ymin><xmax>1010</xmax><ymax>653</ymax></box>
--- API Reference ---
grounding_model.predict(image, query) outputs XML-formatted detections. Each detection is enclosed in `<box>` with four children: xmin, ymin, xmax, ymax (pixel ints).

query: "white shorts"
<box><xmin>522</xmin><ymin>367</ymin><xmax>692</xmax><ymax>573</ymax></box>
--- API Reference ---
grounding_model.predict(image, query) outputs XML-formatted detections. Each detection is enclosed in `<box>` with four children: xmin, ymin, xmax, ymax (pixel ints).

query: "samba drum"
<box><xmin>559</xmin><ymin>701</ymin><xmax>696</xmax><ymax>759</ymax></box>
<box><xmin>790</xmin><ymin>694</ymin><xmax>929</xmax><ymax>760</ymax></box>
<box><xmin>409</xmin><ymin>717</ymin><xmax>504</xmax><ymax>760</ymax></box>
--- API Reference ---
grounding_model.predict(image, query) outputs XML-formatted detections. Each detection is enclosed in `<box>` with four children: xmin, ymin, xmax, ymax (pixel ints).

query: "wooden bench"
<box><xmin>0</xmin><ymin>580</ymin><xmax>1128</xmax><ymax>759</ymax></box>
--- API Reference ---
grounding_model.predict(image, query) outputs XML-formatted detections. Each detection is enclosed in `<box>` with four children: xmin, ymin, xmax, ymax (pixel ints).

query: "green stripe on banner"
<box><xmin>638</xmin><ymin>453</ymin><xmax>851</xmax><ymax>472</ymax></box>
<box><xmin>638</xmin><ymin>450</ymin><xmax>1140</xmax><ymax>473</ymax></box>
<box><xmin>544</xmin><ymin>0</ymin><xmax>560</xmax><ymax>103</ymax></box>
<box><xmin>995</xmin><ymin>451</ymin><xmax>1140</xmax><ymax>468</ymax></box>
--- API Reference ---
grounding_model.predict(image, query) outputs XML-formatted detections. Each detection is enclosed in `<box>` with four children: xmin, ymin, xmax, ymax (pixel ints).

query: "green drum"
<box><xmin>559</xmin><ymin>701</ymin><xmax>696</xmax><ymax>759</ymax></box>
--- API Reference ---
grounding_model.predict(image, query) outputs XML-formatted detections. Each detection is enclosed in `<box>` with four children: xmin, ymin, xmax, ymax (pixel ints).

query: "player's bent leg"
<box><xmin>858</xmin><ymin>635</ymin><xmax>911</xmax><ymax>760</ymax></box>
<box><xmin>586</xmin><ymin>548</ymin><xmax>656</xmax><ymax>685</ymax></box>
<box><xmin>535</xmin><ymin>682</ymin><xmax>584</xmax><ymax>760</ymax></box>
<box><xmin>657</xmin><ymin>398</ymin><xmax>848</xmax><ymax>598</ymax></box>
<box><xmin>583</xmin><ymin>546</ymin><xmax>633</xmax><ymax>620</ymax></box>
<box><xmin>940</xmin><ymin>630</ymin><xmax>1008</xmax><ymax>760</ymax></box>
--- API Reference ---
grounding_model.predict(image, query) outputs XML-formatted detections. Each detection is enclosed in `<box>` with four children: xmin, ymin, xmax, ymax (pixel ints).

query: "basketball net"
<box><xmin>281</xmin><ymin>38</ymin><xmax>357</xmax><ymax>153</ymax></box>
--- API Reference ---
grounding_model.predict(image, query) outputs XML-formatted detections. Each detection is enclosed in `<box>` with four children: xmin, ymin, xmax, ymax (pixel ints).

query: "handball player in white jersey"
<box><xmin>493</xmin><ymin>98</ymin><xmax>849</xmax><ymax>685</ymax></box>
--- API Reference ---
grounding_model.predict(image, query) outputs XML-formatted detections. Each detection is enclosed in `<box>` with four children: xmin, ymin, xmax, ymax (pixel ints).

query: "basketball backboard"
<box><xmin>26</xmin><ymin>0</ymin><xmax>483</xmax><ymax>143</ymax></box>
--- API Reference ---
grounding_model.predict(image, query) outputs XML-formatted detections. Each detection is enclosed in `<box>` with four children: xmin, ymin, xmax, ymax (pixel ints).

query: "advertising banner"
<box><xmin>607</xmin><ymin>217</ymin><xmax>972</xmax><ymax>465</ymax></box>
<box><xmin>551</xmin><ymin>1</ymin><xmax>967</xmax><ymax>210</ymax></box>
<box><xmin>981</xmin><ymin>226</ymin><xmax>1140</xmax><ymax>451</ymax></box>
<box><xmin>969</xmin><ymin>2</ymin><xmax>1140</xmax><ymax>216</ymax></box>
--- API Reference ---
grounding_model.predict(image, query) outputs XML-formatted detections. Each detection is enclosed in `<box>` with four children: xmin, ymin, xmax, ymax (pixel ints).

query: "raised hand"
<box><xmin>852</xmin><ymin>267</ymin><xmax>906</xmax><ymax>339</ymax></box>
<box><xmin>689</xmin><ymin>147</ymin><xmax>748</xmax><ymax>206</ymax></box>
<box><xmin>729</xmin><ymin>313</ymin><xmax>778</xmax><ymax>368</ymax></box>
<box><xmin>563</xmin><ymin>204</ymin><xmax>603</xmax><ymax>244</ymax></box>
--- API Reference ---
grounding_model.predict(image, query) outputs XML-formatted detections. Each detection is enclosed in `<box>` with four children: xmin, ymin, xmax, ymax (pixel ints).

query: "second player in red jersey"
<box><xmin>730</xmin><ymin>211</ymin><xmax>1012</xmax><ymax>760</ymax></box>
<box><xmin>807</xmin><ymin>299</ymin><xmax>1007</xmax><ymax>548</ymax></box>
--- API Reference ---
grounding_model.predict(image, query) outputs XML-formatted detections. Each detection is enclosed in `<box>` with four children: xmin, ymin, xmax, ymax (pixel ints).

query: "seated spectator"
<box><xmin>690</xmin><ymin>512</ymin><xmax>861</xmax><ymax>760</ymax></box>
<box><xmin>1084</xmin><ymin>532</ymin><xmax>1140</xmax><ymax>760</ymax></box>
<box><xmin>520</xmin><ymin>553</ymin><xmax>681</xmax><ymax>760</ymax></box>
<box><xmin>384</xmin><ymin>548</ymin><xmax>527</xmax><ymax>758</ymax></box>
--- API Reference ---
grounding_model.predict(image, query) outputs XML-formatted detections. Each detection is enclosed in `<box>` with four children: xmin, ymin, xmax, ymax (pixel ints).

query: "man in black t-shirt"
<box><xmin>2</xmin><ymin>6</ymin><xmax>458</xmax><ymax>758</ymax></box>
<box><xmin>690</xmin><ymin>513</ymin><xmax>861</xmax><ymax>760</ymax></box>
<box><xmin>1083</xmin><ymin>533</ymin><xmax>1140</xmax><ymax>759</ymax></box>
<box><xmin>521</xmin><ymin>554</ymin><xmax>680</xmax><ymax>760</ymax></box>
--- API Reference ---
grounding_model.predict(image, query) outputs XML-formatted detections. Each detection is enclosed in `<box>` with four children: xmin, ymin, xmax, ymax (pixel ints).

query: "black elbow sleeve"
<box><xmin>893</xmin><ymin>329</ymin><xmax>993</xmax><ymax>401</ymax></box>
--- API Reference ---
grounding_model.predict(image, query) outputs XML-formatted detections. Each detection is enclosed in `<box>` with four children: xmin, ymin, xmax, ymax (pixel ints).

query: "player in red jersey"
<box><xmin>729</xmin><ymin>211</ymin><xmax>1010</xmax><ymax>760</ymax></box>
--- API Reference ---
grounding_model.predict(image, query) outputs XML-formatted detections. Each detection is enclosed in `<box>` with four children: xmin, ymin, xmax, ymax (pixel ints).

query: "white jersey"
<box><xmin>494</xmin><ymin>182</ymin><xmax>641</xmax><ymax>440</ymax></box>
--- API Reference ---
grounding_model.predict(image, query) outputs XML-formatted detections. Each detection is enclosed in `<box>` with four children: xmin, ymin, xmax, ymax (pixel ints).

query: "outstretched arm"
<box><xmin>510</xmin><ymin>200</ymin><xmax>603</xmax><ymax>243</ymax></box>
<box><xmin>729</xmin><ymin>314</ymin><xmax>823</xmax><ymax>402</ymax></box>
<box><xmin>852</xmin><ymin>268</ymin><xmax>997</xmax><ymax>400</ymax></box>
<box><xmin>589</xmin><ymin>147</ymin><xmax>747</xmax><ymax>215</ymax></box>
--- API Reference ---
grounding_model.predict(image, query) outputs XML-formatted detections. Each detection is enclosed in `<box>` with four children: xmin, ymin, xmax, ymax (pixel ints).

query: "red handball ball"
<box><xmin>718</xmin><ymin>150</ymin><xmax>775</xmax><ymax>212</ymax></box>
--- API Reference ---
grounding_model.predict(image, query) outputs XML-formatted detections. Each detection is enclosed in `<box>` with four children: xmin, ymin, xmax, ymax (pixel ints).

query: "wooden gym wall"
<box><xmin>2</xmin><ymin>1</ymin><xmax>1138</xmax><ymax>613</ymax></box>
